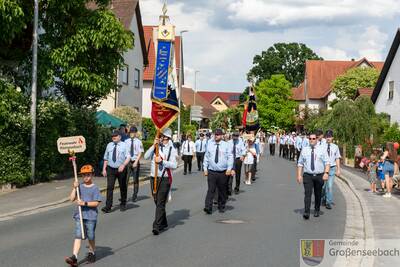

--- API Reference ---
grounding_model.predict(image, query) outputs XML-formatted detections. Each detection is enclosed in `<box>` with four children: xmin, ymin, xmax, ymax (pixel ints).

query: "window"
<box><xmin>120</xmin><ymin>65</ymin><xmax>128</xmax><ymax>85</ymax></box>
<box><xmin>134</xmin><ymin>68</ymin><xmax>140</xmax><ymax>88</ymax></box>
<box><xmin>214</xmin><ymin>99</ymin><xmax>222</xmax><ymax>105</ymax></box>
<box><xmin>389</xmin><ymin>81</ymin><xmax>394</xmax><ymax>100</ymax></box>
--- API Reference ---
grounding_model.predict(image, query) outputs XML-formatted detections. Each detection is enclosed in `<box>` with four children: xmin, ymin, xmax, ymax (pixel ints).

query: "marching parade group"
<box><xmin>64</xmin><ymin>124</ymin><xmax>398</xmax><ymax>267</ymax></box>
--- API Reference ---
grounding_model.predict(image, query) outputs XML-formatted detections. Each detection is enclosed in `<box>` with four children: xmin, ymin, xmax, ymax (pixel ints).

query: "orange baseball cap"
<box><xmin>80</xmin><ymin>164</ymin><xmax>94</xmax><ymax>174</ymax></box>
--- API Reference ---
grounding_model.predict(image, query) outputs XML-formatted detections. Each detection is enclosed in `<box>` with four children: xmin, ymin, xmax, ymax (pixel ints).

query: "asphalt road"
<box><xmin>0</xmin><ymin>155</ymin><xmax>346</xmax><ymax>267</ymax></box>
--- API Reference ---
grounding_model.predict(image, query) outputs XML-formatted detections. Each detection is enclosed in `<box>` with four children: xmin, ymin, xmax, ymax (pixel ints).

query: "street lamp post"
<box><xmin>177</xmin><ymin>30</ymin><xmax>188</xmax><ymax>141</ymax></box>
<box><xmin>190</xmin><ymin>70</ymin><xmax>199</xmax><ymax>125</ymax></box>
<box><xmin>30</xmin><ymin>0</ymin><xmax>39</xmax><ymax>184</ymax></box>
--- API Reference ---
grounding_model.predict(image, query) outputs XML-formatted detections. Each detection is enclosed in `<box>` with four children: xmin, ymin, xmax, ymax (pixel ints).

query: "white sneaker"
<box><xmin>383</xmin><ymin>193</ymin><xmax>392</xmax><ymax>198</ymax></box>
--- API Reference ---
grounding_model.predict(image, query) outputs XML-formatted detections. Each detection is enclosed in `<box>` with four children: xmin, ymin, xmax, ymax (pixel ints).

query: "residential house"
<box><xmin>354</xmin><ymin>88</ymin><xmax>374</xmax><ymax>100</ymax></box>
<box><xmin>197</xmin><ymin>91</ymin><xmax>241</xmax><ymax>112</ymax></box>
<box><xmin>181</xmin><ymin>87</ymin><xmax>217</xmax><ymax>127</ymax></box>
<box><xmin>292</xmin><ymin>58</ymin><xmax>384</xmax><ymax>112</ymax></box>
<box><xmin>372</xmin><ymin>29</ymin><xmax>400</xmax><ymax>124</ymax></box>
<box><xmin>142</xmin><ymin>25</ymin><xmax>181</xmax><ymax>118</ymax></box>
<box><xmin>97</xmin><ymin>0</ymin><xmax>148</xmax><ymax>113</ymax></box>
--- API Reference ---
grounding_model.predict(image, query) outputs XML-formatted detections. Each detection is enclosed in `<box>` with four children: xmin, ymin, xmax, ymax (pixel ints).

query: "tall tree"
<box><xmin>332</xmin><ymin>67</ymin><xmax>380</xmax><ymax>100</ymax></box>
<box><xmin>255</xmin><ymin>74</ymin><xmax>297</xmax><ymax>130</ymax></box>
<box><xmin>0</xmin><ymin>0</ymin><xmax>134</xmax><ymax>107</ymax></box>
<box><xmin>248</xmin><ymin>43</ymin><xmax>322</xmax><ymax>87</ymax></box>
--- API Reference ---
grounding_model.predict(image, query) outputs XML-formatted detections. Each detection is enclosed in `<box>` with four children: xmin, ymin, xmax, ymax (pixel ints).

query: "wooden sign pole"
<box><xmin>69</xmin><ymin>151</ymin><xmax>85</xmax><ymax>240</ymax></box>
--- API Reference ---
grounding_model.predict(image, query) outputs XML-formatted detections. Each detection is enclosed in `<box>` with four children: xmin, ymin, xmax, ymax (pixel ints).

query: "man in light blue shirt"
<box><xmin>297</xmin><ymin>132</ymin><xmax>330</xmax><ymax>220</ymax></box>
<box><xmin>228</xmin><ymin>132</ymin><xmax>246</xmax><ymax>195</ymax></box>
<box><xmin>268</xmin><ymin>133</ymin><xmax>277</xmax><ymax>156</ymax></box>
<box><xmin>102</xmin><ymin>130</ymin><xmax>131</xmax><ymax>213</ymax></box>
<box><xmin>203</xmin><ymin>129</ymin><xmax>234</xmax><ymax>214</ymax></box>
<box><xmin>195</xmin><ymin>133</ymin><xmax>207</xmax><ymax>171</ymax></box>
<box><xmin>124</xmin><ymin>126</ymin><xmax>144</xmax><ymax>202</ymax></box>
<box><xmin>295</xmin><ymin>133</ymin><xmax>303</xmax><ymax>161</ymax></box>
<box><xmin>321</xmin><ymin>130</ymin><xmax>341</xmax><ymax>210</ymax></box>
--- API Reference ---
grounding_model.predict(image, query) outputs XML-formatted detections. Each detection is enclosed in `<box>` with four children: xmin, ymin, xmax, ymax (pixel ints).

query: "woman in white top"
<box><xmin>244</xmin><ymin>138</ymin><xmax>257</xmax><ymax>185</ymax></box>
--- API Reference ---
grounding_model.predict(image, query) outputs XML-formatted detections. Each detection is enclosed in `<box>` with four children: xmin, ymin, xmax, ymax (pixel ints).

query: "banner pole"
<box><xmin>70</xmin><ymin>154</ymin><xmax>85</xmax><ymax>240</ymax></box>
<box><xmin>153</xmin><ymin>130</ymin><xmax>161</xmax><ymax>195</ymax></box>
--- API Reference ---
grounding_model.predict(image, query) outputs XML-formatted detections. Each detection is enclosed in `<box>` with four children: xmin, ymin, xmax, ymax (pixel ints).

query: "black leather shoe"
<box><xmin>131</xmin><ymin>195</ymin><xmax>137</xmax><ymax>202</ymax></box>
<box><xmin>314</xmin><ymin>210</ymin><xmax>320</xmax><ymax>217</ymax></box>
<box><xmin>152</xmin><ymin>229</ymin><xmax>159</xmax><ymax>235</ymax></box>
<box><xmin>120</xmin><ymin>205</ymin><xmax>127</xmax><ymax>212</ymax></box>
<box><xmin>203</xmin><ymin>208</ymin><xmax>212</xmax><ymax>214</ymax></box>
<box><xmin>303</xmin><ymin>213</ymin><xmax>310</xmax><ymax>220</ymax></box>
<box><xmin>218</xmin><ymin>208</ymin><xmax>225</xmax><ymax>213</ymax></box>
<box><xmin>101</xmin><ymin>207</ymin><xmax>111</xmax><ymax>213</ymax></box>
<box><xmin>183</xmin><ymin>172</ymin><xmax>187</xmax><ymax>175</ymax></box>
<box><xmin>326</xmin><ymin>203</ymin><xmax>332</xmax><ymax>210</ymax></box>
<box><xmin>234</xmin><ymin>188</ymin><xmax>239</xmax><ymax>195</ymax></box>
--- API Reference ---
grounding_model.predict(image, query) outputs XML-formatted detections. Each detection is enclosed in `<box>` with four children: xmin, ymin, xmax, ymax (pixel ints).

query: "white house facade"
<box><xmin>372</xmin><ymin>29</ymin><xmax>400</xmax><ymax>124</ymax></box>
<box><xmin>98</xmin><ymin>0</ymin><xmax>148</xmax><ymax>114</ymax></box>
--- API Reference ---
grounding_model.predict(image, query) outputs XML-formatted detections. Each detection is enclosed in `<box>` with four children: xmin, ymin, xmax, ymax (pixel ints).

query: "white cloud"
<box><xmin>226</xmin><ymin>0</ymin><xmax>400</xmax><ymax>29</ymax></box>
<box><xmin>318</xmin><ymin>46</ymin><xmax>349</xmax><ymax>60</ymax></box>
<box><xmin>139</xmin><ymin>0</ymin><xmax>397</xmax><ymax>93</ymax></box>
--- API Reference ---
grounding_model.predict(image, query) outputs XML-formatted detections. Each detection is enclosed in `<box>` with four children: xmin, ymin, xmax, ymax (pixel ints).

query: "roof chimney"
<box><xmin>351</xmin><ymin>58</ymin><xmax>355</xmax><ymax>61</ymax></box>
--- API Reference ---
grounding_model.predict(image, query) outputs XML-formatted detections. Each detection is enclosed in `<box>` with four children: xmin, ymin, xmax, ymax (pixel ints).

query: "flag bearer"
<box><xmin>144</xmin><ymin>128</ymin><xmax>177</xmax><ymax>235</ymax></box>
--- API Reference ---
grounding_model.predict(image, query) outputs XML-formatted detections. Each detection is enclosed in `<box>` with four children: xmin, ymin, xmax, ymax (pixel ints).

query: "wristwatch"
<box><xmin>84</xmin><ymin>202</ymin><xmax>88</xmax><ymax>206</ymax></box>
<box><xmin>324</xmin><ymin>172</ymin><xmax>329</xmax><ymax>175</ymax></box>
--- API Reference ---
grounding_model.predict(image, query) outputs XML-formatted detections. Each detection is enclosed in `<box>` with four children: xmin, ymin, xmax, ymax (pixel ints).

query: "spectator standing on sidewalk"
<box><xmin>377</xmin><ymin>157</ymin><xmax>385</xmax><ymax>192</ymax></box>
<box><xmin>321</xmin><ymin>130</ymin><xmax>341</xmax><ymax>210</ymax></box>
<box><xmin>101</xmin><ymin>130</ymin><xmax>130</xmax><ymax>213</ymax></box>
<box><xmin>195</xmin><ymin>133</ymin><xmax>207</xmax><ymax>171</ymax></box>
<box><xmin>297</xmin><ymin>132</ymin><xmax>330</xmax><ymax>220</ymax></box>
<box><xmin>124</xmin><ymin>126</ymin><xmax>144</xmax><ymax>202</ymax></box>
<box><xmin>367</xmin><ymin>154</ymin><xmax>378</xmax><ymax>193</ymax></box>
<box><xmin>181</xmin><ymin>134</ymin><xmax>196</xmax><ymax>175</ymax></box>
<box><xmin>381</xmin><ymin>142</ymin><xmax>398</xmax><ymax>198</ymax></box>
<box><xmin>144</xmin><ymin>128</ymin><xmax>178</xmax><ymax>235</ymax></box>
<box><xmin>65</xmin><ymin>165</ymin><xmax>102</xmax><ymax>266</ymax></box>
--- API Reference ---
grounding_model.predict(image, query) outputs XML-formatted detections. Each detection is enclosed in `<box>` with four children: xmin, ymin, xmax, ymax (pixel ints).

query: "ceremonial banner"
<box><xmin>243</xmin><ymin>91</ymin><xmax>260</xmax><ymax>132</ymax></box>
<box><xmin>151</xmin><ymin>32</ymin><xmax>179</xmax><ymax>130</ymax></box>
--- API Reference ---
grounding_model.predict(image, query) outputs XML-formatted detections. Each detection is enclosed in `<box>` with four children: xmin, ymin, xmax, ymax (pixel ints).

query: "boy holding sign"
<box><xmin>65</xmin><ymin>165</ymin><xmax>102</xmax><ymax>266</ymax></box>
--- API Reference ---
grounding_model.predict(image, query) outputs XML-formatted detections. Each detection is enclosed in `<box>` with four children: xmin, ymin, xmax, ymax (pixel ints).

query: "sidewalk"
<box><xmin>0</xmin><ymin>160</ymin><xmax>151</xmax><ymax>220</ymax></box>
<box><xmin>340</xmin><ymin>166</ymin><xmax>400</xmax><ymax>239</ymax></box>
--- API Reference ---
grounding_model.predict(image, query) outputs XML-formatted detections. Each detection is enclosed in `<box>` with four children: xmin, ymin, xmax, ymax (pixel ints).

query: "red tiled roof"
<box><xmin>197</xmin><ymin>91</ymin><xmax>241</xmax><ymax>106</ymax></box>
<box><xmin>143</xmin><ymin>25</ymin><xmax>181</xmax><ymax>81</ymax></box>
<box><xmin>292</xmin><ymin>58</ymin><xmax>384</xmax><ymax>101</ymax></box>
<box><xmin>356</xmin><ymin>88</ymin><xmax>373</xmax><ymax>98</ymax></box>
<box><xmin>181</xmin><ymin>87</ymin><xmax>217</xmax><ymax>118</ymax></box>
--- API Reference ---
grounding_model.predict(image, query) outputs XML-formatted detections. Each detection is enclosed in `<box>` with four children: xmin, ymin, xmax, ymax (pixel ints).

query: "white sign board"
<box><xmin>57</xmin><ymin>136</ymin><xmax>86</xmax><ymax>154</ymax></box>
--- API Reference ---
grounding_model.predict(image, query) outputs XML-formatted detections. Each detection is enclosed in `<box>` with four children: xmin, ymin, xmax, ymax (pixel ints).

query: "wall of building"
<box><xmin>297</xmin><ymin>99</ymin><xmax>326</xmax><ymax>111</ymax></box>
<box><xmin>375</xmin><ymin>46</ymin><xmax>400</xmax><ymax>124</ymax></box>
<box><xmin>117</xmin><ymin>13</ymin><xmax>144</xmax><ymax>113</ymax></box>
<box><xmin>142</xmin><ymin>81</ymin><xmax>153</xmax><ymax>118</ymax></box>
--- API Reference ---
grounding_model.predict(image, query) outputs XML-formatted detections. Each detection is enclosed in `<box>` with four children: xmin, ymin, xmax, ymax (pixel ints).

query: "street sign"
<box><xmin>57</xmin><ymin>136</ymin><xmax>86</xmax><ymax>154</ymax></box>
<box><xmin>191</xmin><ymin>105</ymin><xmax>203</xmax><ymax>120</ymax></box>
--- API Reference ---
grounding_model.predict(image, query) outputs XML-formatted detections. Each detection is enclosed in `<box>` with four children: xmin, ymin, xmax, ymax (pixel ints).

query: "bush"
<box><xmin>0</xmin><ymin>145</ymin><xmax>30</xmax><ymax>186</ymax></box>
<box><xmin>142</xmin><ymin>140</ymin><xmax>154</xmax><ymax>152</ymax></box>
<box><xmin>142</xmin><ymin>118</ymin><xmax>156</xmax><ymax>140</ymax></box>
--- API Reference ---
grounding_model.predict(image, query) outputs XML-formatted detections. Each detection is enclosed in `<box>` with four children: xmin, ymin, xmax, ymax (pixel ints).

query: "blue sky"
<box><xmin>140</xmin><ymin>0</ymin><xmax>400</xmax><ymax>93</ymax></box>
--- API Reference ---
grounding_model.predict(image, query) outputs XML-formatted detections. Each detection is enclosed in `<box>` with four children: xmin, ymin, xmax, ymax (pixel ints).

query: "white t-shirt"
<box><xmin>244</xmin><ymin>147</ymin><xmax>256</xmax><ymax>165</ymax></box>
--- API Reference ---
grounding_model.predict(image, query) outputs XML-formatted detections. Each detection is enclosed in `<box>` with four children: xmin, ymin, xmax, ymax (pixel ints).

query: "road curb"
<box><xmin>0</xmin><ymin>176</ymin><xmax>150</xmax><ymax>220</ymax></box>
<box><xmin>335</xmin><ymin>169</ymin><xmax>375</xmax><ymax>267</ymax></box>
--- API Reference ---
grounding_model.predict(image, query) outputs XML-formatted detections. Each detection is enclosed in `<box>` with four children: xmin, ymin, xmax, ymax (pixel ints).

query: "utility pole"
<box><xmin>30</xmin><ymin>0</ymin><xmax>39</xmax><ymax>184</ymax></box>
<box><xmin>177</xmin><ymin>30</ymin><xmax>188</xmax><ymax>141</ymax></box>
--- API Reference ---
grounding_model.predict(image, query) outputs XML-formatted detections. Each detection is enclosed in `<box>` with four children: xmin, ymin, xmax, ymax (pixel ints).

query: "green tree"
<box><xmin>255</xmin><ymin>74</ymin><xmax>297</xmax><ymax>130</ymax></box>
<box><xmin>1</xmin><ymin>0</ymin><xmax>134</xmax><ymax>107</ymax></box>
<box><xmin>248</xmin><ymin>43</ymin><xmax>322</xmax><ymax>87</ymax></box>
<box><xmin>210</xmin><ymin>107</ymin><xmax>242</xmax><ymax>131</ymax></box>
<box><xmin>111</xmin><ymin>106</ymin><xmax>141</xmax><ymax>127</ymax></box>
<box><xmin>332</xmin><ymin>67</ymin><xmax>380</xmax><ymax>100</ymax></box>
